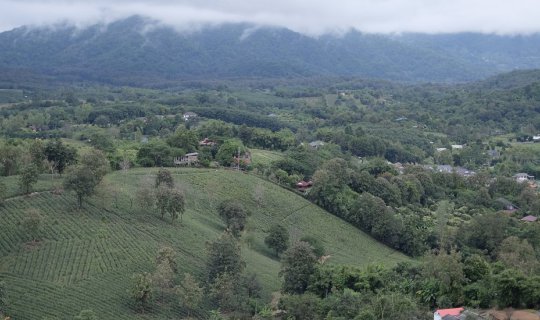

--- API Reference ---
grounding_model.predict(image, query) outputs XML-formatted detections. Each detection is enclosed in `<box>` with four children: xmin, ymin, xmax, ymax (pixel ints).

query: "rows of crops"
<box><xmin>0</xmin><ymin>168</ymin><xmax>408</xmax><ymax>318</ymax></box>
<box><xmin>0</xmin><ymin>191</ymin><xmax>162</xmax><ymax>318</ymax></box>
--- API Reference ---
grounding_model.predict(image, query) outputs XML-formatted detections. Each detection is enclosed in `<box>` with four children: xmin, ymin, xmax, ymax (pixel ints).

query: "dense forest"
<box><xmin>0</xmin><ymin>69</ymin><xmax>539</xmax><ymax>319</ymax></box>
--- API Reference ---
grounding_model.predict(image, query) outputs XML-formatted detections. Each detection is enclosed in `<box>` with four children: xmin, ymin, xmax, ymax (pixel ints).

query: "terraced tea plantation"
<box><xmin>0</xmin><ymin>168</ymin><xmax>407</xmax><ymax>319</ymax></box>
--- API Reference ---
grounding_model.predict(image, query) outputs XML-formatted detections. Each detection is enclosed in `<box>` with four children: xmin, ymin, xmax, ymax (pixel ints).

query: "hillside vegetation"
<box><xmin>0</xmin><ymin>69</ymin><xmax>539</xmax><ymax>318</ymax></box>
<box><xmin>0</xmin><ymin>168</ymin><xmax>406</xmax><ymax>319</ymax></box>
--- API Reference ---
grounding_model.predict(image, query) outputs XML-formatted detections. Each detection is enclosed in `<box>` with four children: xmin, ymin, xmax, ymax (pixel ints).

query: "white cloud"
<box><xmin>1</xmin><ymin>0</ymin><xmax>540</xmax><ymax>35</ymax></box>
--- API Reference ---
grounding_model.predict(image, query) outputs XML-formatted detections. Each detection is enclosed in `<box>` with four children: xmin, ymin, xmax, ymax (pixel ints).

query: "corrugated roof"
<box><xmin>436</xmin><ymin>308</ymin><xmax>464</xmax><ymax>317</ymax></box>
<box><xmin>521</xmin><ymin>215</ymin><xmax>538</xmax><ymax>222</ymax></box>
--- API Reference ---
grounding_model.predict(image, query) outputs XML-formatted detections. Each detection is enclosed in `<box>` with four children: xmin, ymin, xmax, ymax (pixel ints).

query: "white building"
<box><xmin>183</xmin><ymin>112</ymin><xmax>198</xmax><ymax>121</ymax></box>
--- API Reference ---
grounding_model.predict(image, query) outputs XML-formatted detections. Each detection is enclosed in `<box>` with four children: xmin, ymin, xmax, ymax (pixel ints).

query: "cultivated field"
<box><xmin>0</xmin><ymin>168</ymin><xmax>407</xmax><ymax>319</ymax></box>
<box><xmin>250</xmin><ymin>149</ymin><xmax>285</xmax><ymax>166</ymax></box>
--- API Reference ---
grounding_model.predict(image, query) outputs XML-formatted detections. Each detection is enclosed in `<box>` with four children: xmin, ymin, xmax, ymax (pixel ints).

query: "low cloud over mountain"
<box><xmin>1</xmin><ymin>0</ymin><xmax>540</xmax><ymax>35</ymax></box>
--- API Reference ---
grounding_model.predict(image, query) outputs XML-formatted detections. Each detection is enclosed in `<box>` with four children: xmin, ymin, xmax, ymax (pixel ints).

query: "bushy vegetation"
<box><xmin>0</xmin><ymin>69</ymin><xmax>539</xmax><ymax>318</ymax></box>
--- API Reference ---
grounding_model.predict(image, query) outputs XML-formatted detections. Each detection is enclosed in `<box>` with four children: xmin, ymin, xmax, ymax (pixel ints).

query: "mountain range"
<box><xmin>1</xmin><ymin>16</ymin><xmax>540</xmax><ymax>86</ymax></box>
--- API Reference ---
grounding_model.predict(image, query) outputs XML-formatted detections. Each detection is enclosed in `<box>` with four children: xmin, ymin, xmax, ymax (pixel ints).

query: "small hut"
<box><xmin>174</xmin><ymin>152</ymin><xmax>199</xmax><ymax>166</ymax></box>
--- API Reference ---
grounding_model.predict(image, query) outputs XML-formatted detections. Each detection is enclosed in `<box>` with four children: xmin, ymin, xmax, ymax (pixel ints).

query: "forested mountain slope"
<box><xmin>1</xmin><ymin>16</ymin><xmax>540</xmax><ymax>85</ymax></box>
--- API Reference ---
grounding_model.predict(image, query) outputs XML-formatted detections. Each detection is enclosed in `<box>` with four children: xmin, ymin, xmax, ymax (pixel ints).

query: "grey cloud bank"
<box><xmin>1</xmin><ymin>0</ymin><xmax>540</xmax><ymax>35</ymax></box>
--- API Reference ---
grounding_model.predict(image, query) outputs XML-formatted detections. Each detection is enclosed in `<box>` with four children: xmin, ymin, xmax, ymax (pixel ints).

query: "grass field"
<box><xmin>0</xmin><ymin>168</ymin><xmax>407</xmax><ymax>319</ymax></box>
<box><xmin>250</xmin><ymin>149</ymin><xmax>285</xmax><ymax>166</ymax></box>
<box><xmin>1</xmin><ymin>174</ymin><xmax>59</xmax><ymax>198</ymax></box>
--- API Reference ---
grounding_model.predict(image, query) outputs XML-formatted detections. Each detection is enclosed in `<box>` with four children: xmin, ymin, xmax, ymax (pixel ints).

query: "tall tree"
<box><xmin>136</xmin><ymin>140</ymin><xmax>172</xmax><ymax>167</ymax></box>
<box><xmin>156</xmin><ymin>246</ymin><xmax>178</xmax><ymax>274</ymax></box>
<box><xmin>0</xmin><ymin>142</ymin><xmax>22</xmax><ymax>176</ymax></box>
<box><xmin>176</xmin><ymin>273</ymin><xmax>203</xmax><ymax>317</ymax></box>
<box><xmin>279</xmin><ymin>292</ymin><xmax>322</xmax><ymax>320</ymax></box>
<box><xmin>155</xmin><ymin>186</ymin><xmax>171</xmax><ymax>220</ymax></box>
<box><xmin>44</xmin><ymin>139</ymin><xmax>77</xmax><ymax>174</ymax></box>
<box><xmin>167</xmin><ymin>188</ymin><xmax>186</xmax><ymax>223</ymax></box>
<box><xmin>19</xmin><ymin>163</ymin><xmax>39</xmax><ymax>194</ymax></box>
<box><xmin>309</xmin><ymin>158</ymin><xmax>354</xmax><ymax>217</ymax></box>
<box><xmin>217</xmin><ymin>200</ymin><xmax>248</xmax><ymax>237</ymax></box>
<box><xmin>153</xmin><ymin>262</ymin><xmax>174</xmax><ymax>302</ymax></box>
<box><xmin>166</xmin><ymin>127</ymin><xmax>199</xmax><ymax>152</ymax></box>
<box><xmin>21</xmin><ymin>209</ymin><xmax>43</xmax><ymax>242</ymax></box>
<box><xmin>209</xmin><ymin>272</ymin><xmax>246</xmax><ymax>314</ymax></box>
<box><xmin>493</xmin><ymin>269</ymin><xmax>529</xmax><ymax>308</ymax></box>
<box><xmin>28</xmin><ymin>139</ymin><xmax>46</xmax><ymax>171</ymax></box>
<box><xmin>497</xmin><ymin>236</ymin><xmax>539</xmax><ymax>276</ymax></box>
<box><xmin>422</xmin><ymin>250</ymin><xmax>465</xmax><ymax>307</ymax></box>
<box><xmin>215</xmin><ymin>139</ymin><xmax>247</xmax><ymax>166</ymax></box>
<box><xmin>155</xmin><ymin>168</ymin><xmax>174</xmax><ymax>188</ymax></box>
<box><xmin>155</xmin><ymin>186</ymin><xmax>185</xmax><ymax>223</ymax></box>
<box><xmin>280</xmin><ymin>241</ymin><xmax>317</xmax><ymax>294</ymax></box>
<box><xmin>435</xmin><ymin>200</ymin><xmax>454</xmax><ymax>250</ymax></box>
<box><xmin>131</xmin><ymin>272</ymin><xmax>153</xmax><ymax>312</ymax></box>
<box><xmin>206</xmin><ymin>231</ymin><xmax>245</xmax><ymax>283</ymax></box>
<box><xmin>370</xmin><ymin>292</ymin><xmax>423</xmax><ymax>320</ymax></box>
<box><xmin>63</xmin><ymin>149</ymin><xmax>108</xmax><ymax>208</ymax></box>
<box><xmin>264</xmin><ymin>224</ymin><xmax>289</xmax><ymax>257</ymax></box>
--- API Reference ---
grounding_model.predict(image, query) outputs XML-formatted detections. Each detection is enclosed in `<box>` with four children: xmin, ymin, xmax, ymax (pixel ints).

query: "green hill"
<box><xmin>0</xmin><ymin>168</ymin><xmax>407</xmax><ymax>319</ymax></box>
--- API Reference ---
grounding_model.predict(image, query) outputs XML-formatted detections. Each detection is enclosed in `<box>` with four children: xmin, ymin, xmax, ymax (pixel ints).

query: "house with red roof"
<box><xmin>296</xmin><ymin>180</ymin><xmax>313</xmax><ymax>192</ymax></box>
<box><xmin>521</xmin><ymin>215</ymin><xmax>538</xmax><ymax>222</ymax></box>
<box><xmin>434</xmin><ymin>308</ymin><xmax>464</xmax><ymax>320</ymax></box>
<box><xmin>199</xmin><ymin>138</ymin><xmax>217</xmax><ymax>147</ymax></box>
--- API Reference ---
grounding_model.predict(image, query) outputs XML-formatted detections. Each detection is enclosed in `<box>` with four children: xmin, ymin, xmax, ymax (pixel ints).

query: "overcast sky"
<box><xmin>1</xmin><ymin>0</ymin><xmax>540</xmax><ymax>35</ymax></box>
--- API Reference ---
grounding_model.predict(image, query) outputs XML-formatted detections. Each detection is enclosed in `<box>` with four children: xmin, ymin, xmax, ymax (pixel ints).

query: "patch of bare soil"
<box><xmin>485</xmin><ymin>309</ymin><xmax>540</xmax><ymax>320</ymax></box>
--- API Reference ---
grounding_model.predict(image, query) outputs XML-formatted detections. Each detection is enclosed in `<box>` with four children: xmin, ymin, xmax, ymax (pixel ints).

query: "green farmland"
<box><xmin>250</xmin><ymin>149</ymin><xmax>285</xmax><ymax>166</ymax></box>
<box><xmin>0</xmin><ymin>168</ymin><xmax>407</xmax><ymax>319</ymax></box>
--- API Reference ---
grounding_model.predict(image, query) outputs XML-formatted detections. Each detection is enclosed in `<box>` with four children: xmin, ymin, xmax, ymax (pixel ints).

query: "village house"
<box><xmin>435</xmin><ymin>165</ymin><xmax>453</xmax><ymax>173</ymax></box>
<box><xmin>521</xmin><ymin>215</ymin><xmax>538</xmax><ymax>222</ymax></box>
<box><xmin>436</xmin><ymin>147</ymin><xmax>448</xmax><ymax>152</ymax></box>
<box><xmin>434</xmin><ymin>308</ymin><xmax>464</xmax><ymax>320</ymax></box>
<box><xmin>513</xmin><ymin>173</ymin><xmax>534</xmax><ymax>183</ymax></box>
<box><xmin>423</xmin><ymin>165</ymin><xmax>475</xmax><ymax>177</ymax></box>
<box><xmin>296</xmin><ymin>180</ymin><xmax>313</xmax><ymax>192</ymax></box>
<box><xmin>182</xmin><ymin>112</ymin><xmax>198</xmax><ymax>121</ymax></box>
<box><xmin>496</xmin><ymin>197</ymin><xmax>519</xmax><ymax>212</ymax></box>
<box><xmin>309</xmin><ymin>140</ymin><xmax>325</xmax><ymax>149</ymax></box>
<box><xmin>533</xmin><ymin>135</ymin><xmax>540</xmax><ymax>142</ymax></box>
<box><xmin>393</xmin><ymin>162</ymin><xmax>405</xmax><ymax>174</ymax></box>
<box><xmin>451</xmin><ymin>144</ymin><xmax>464</xmax><ymax>150</ymax></box>
<box><xmin>174</xmin><ymin>152</ymin><xmax>199</xmax><ymax>166</ymax></box>
<box><xmin>199</xmin><ymin>138</ymin><xmax>216</xmax><ymax>147</ymax></box>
